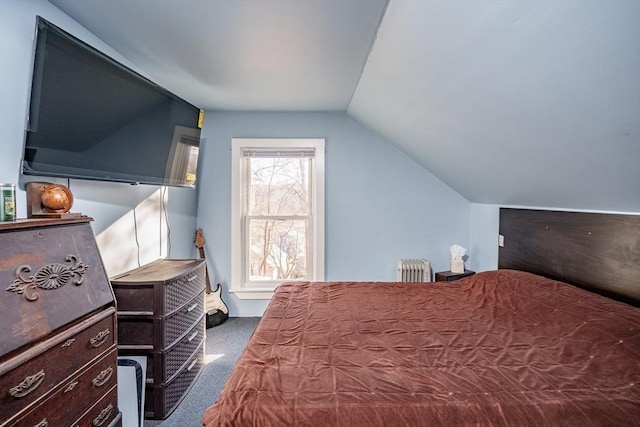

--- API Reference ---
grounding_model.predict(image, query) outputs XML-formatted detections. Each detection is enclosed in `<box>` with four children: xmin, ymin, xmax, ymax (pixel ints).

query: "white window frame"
<box><xmin>231</xmin><ymin>138</ymin><xmax>325</xmax><ymax>299</ymax></box>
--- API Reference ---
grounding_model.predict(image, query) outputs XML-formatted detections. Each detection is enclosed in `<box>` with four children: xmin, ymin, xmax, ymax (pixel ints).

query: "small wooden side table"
<box><xmin>435</xmin><ymin>270</ymin><xmax>476</xmax><ymax>282</ymax></box>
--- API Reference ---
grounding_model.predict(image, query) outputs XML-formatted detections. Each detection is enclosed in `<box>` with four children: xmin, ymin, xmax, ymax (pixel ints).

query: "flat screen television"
<box><xmin>22</xmin><ymin>16</ymin><xmax>204</xmax><ymax>188</ymax></box>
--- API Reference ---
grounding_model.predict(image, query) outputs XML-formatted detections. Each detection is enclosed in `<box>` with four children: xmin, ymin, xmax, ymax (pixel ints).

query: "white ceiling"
<box><xmin>49</xmin><ymin>0</ymin><xmax>388</xmax><ymax>111</ymax></box>
<box><xmin>49</xmin><ymin>0</ymin><xmax>640</xmax><ymax>212</ymax></box>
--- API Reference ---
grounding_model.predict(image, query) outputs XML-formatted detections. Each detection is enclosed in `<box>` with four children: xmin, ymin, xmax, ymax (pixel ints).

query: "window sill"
<box><xmin>229</xmin><ymin>287</ymin><xmax>275</xmax><ymax>300</ymax></box>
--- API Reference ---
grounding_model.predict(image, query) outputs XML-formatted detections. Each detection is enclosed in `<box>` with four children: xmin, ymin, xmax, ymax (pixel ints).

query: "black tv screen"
<box><xmin>23</xmin><ymin>16</ymin><xmax>203</xmax><ymax>188</ymax></box>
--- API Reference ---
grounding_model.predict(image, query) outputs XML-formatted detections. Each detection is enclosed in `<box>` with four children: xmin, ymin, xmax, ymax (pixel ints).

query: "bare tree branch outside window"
<box><xmin>247</xmin><ymin>157</ymin><xmax>310</xmax><ymax>281</ymax></box>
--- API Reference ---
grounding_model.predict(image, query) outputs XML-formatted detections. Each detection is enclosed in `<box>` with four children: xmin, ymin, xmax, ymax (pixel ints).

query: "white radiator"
<box><xmin>396</xmin><ymin>259</ymin><xmax>432</xmax><ymax>282</ymax></box>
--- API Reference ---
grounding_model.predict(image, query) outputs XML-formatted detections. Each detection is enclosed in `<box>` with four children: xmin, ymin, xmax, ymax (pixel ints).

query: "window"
<box><xmin>166</xmin><ymin>125</ymin><xmax>201</xmax><ymax>186</ymax></box>
<box><xmin>231</xmin><ymin>139</ymin><xmax>325</xmax><ymax>299</ymax></box>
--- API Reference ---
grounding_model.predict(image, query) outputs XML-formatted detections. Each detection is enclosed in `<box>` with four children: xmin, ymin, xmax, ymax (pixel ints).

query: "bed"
<box><xmin>203</xmin><ymin>209</ymin><xmax>640</xmax><ymax>426</ymax></box>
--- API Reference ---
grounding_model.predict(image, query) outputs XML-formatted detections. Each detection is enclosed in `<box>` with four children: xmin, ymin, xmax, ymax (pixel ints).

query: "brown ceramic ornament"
<box><xmin>41</xmin><ymin>184</ymin><xmax>73</xmax><ymax>213</ymax></box>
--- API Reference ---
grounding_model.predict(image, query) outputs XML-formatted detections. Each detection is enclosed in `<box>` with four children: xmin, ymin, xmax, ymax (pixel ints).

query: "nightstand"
<box><xmin>435</xmin><ymin>270</ymin><xmax>475</xmax><ymax>282</ymax></box>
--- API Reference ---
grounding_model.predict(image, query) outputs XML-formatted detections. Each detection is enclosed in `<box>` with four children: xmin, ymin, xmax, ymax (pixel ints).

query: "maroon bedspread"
<box><xmin>203</xmin><ymin>270</ymin><xmax>640</xmax><ymax>426</ymax></box>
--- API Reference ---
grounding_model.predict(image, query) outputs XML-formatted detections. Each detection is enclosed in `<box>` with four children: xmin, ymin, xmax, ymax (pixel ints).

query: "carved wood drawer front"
<box><xmin>0</xmin><ymin>311</ymin><xmax>116</xmax><ymax>422</ymax></box>
<box><xmin>0</xmin><ymin>222</ymin><xmax>114</xmax><ymax>357</ymax></box>
<box><xmin>70</xmin><ymin>384</ymin><xmax>119</xmax><ymax>427</ymax></box>
<box><xmin>9</xmin><ymin>347</ymin><xmax>118</xmax><ymax>427</ymax></box>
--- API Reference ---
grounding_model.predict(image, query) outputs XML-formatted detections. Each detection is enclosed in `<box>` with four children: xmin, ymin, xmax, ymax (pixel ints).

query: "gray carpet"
<box><xmin>144</xmin><ymin>317</ymin><xmax>261</xmax><ymax>427</ymax></box>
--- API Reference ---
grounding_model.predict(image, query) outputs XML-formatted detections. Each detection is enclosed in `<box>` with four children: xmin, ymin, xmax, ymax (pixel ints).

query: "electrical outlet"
<box><xmin>498</xmin><ymin>234</ymin><xmax>505</xmax><ymax>247</ymax></box>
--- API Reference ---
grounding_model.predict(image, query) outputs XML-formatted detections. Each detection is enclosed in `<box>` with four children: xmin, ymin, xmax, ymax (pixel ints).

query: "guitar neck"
<box><xmin>196</xmin><ymin>246</ymin><xmax>212</xmax><ymax>293</ymax></box>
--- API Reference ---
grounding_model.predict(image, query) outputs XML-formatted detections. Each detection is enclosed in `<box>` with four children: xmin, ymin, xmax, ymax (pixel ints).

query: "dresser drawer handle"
<box><xmin>187</xmin><ymin>358</ymin><xmax>198</xmax><ymax>372</ymax></box>
<box><xmin>34</xmin><ymin>418</ymin><xmax>48</xmax><ymax>427</ymax></box>
<box><xmin>89</xmin><ymin>329</ymin><xmax>110</xmax><ymax>348</ymax></box>
<box><xmin>92</xmin><ymin>367</ymin><xmax>113</xmax><ymax>387</ymax></box>
<box><xmin>61</xmin><ymin>338</ymin><xmax>76</xmax><ymax>348</ymax></box>
<box><xmin>185</xmin><ymin>303</ymin><xmax>198</xmax><ymax>313</ymax></box>
<box><xmin>9</xmin><ymin>369</ymin><xmax>45</xmax><ymax>398</ymax></box>
<box><xmin>64</xmin><ymin>381</ymin><xmax>78</xmax><ymax>393</ymax></box>
<box><xmin>186</xmin><ymin>274</ymin><xmax>198</xmax><ymax>282</ymax></box>
<box><xmin>187</xmin><ymin>331</ymin><xmax>199</xmax><ymax>342</ymax></box>
<box><xmin>92</xmin><ymin>403</ymin><xmax>113</xmax><ymax>426</ymax></box>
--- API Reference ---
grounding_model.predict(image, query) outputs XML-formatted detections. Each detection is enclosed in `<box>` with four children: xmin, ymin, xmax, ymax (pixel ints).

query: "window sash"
<box><xmin>242</xmin><ymin>153</ymin><xmax>313</xmax><ymax>286</ymax></box>
<box><xmin>245</xmin><ymin>156</ymin><xmax>313</xmax><ymax>216</ymax></box>
<box><xmin>244</xmin><ymin>216</ymin><xmax>311</xmax><ymax>286</ymax></box>
<box><xmin>231</xmin><ymin>138</ymin><xmax>325</xmax><ymax>300</ymax></box>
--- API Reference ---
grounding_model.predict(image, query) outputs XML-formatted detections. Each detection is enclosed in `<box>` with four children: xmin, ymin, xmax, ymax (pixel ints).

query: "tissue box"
<box><xmin>451</xmin><ymin>259</ymin><xmax>464</xmax><ymax>274</ymax></box>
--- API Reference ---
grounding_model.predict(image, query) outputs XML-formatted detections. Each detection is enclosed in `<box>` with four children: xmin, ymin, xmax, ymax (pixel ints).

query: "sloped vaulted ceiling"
<box><xmin>49</xmin><ymin>0</ymin><xmax>640</xmax><ymax>212</ymax></box>
<box><xmin>348</xmin><ymin>0</ymin><xmax>640</xmax><ymax>212</ymax></box>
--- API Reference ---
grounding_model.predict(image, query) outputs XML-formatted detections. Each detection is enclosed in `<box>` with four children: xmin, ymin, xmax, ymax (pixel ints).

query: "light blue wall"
<box><xmin>0</xmin><ymin>1</ymin><xmax>496</xmax><ymax>319</ymax></box>
<box><xmin>469</xmin><ymin>203</ymin><xmax>500</xmax><ymax>273</ymax></box>
<box><xmin>0</xmin><ymin>0</ymin><xmax>197</xmax><ymax>276</ymax></box>
<box><xmin>197</xmin><ymin>112</ymin><xmax>471</xmax><ymax>316</ymax></box>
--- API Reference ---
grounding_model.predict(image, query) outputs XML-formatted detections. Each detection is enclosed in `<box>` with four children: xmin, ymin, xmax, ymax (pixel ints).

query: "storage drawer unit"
<box><xmin>117</xmin><ymin>291</ymin><xmax>205</xmax><ymax>349</ymax></box>
<box><xmin>111</xmin><ymin>259</ymin><xmax>206</xmax><ymax>419</ymax></box>
<box><xmin>12</xmin><ymin>347</ymin><xmax>118</xmax><ymax>426</ymax></box>
<box><xmin>72</xmin><ymin>385</ymin><xmax>121</xmax><ymax>427</ymax></box>
<box><xmin>144</xmin><ymin>341</ymin><xmax>205</xmax><ymax>419</ymax></box>
<box><xmin>120</xmin><ymin>317</ymin><xmax>205</xmax><ymax>385</ymax></box>
<box><xmin>0</xmin><ymin>218</ymin><xmax>121</xmax><ymax>426</ymax></box>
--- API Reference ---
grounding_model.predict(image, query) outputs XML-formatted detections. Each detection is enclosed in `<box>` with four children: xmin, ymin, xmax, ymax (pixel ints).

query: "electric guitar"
<box><xmin>194</xmin><ymin>228</ymin><xmax>229</xmax><ymax>327</ymax></box>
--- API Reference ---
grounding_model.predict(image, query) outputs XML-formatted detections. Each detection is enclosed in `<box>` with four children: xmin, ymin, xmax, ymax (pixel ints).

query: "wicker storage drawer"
<box><xmin>119</xmin><ymin>315</ymin><xmax>205</xmax><ymax>386</ymax></box>
<box><xmin>111</xmin><ymin>259</ymin><xmax>206</xmax><ymax>419</ymax></box>
<box><xmin>117</xmin><ymin>291</ymin><xmax>205</xmax><ymax>348</ymax></box>
<box><xmin>111</xmin><ymin>260</ymin><xmax>205</xmax><ymax>315</ymax></box>
<box><xmin>144</xmin><ymin>343</ymin><xmax>204</xmax><ymax>420</ymax></box>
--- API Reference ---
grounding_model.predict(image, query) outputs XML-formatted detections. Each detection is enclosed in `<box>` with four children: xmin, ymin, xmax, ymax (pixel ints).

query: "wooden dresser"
<box><xmin>111</xmin><ymin>259</ymin><xmax>206</xmax><ymax>420</ymax></box>
<box><xmin>0</xmin><ymin>217</ymin><xmax>121</xmax><ymax>427</ymax></box>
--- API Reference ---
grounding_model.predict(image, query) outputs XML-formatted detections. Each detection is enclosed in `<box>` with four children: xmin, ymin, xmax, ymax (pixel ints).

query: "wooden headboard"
<box><xmin>498</xmin><ymin>208</ymin><xmax>640</xmax><ymax>306</ymax></box>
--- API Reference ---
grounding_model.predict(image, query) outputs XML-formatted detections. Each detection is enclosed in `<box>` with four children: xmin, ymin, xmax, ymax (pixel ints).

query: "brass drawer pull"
<box><xmin>187</xmin><ymin>359</ymin><xmax>197</xmax><ymax>372</ymax></box>
<box><xmin>187</xmin><ymin>331</ymin><xmax>199</xmax><ymax>342</ymax></box>
<box><xmin>92</xmin><ymin>403</ymin><xmax>113</xmax><ymax>426</ymax></box>
<box><xmin>9</xmin><ymin>369</ymin><xmax>45</xmax><ymax>398</ymax></box>
<box><xmin>64</xmin><ymin>381</ymin><xmax>78</xmax><ymax>393</ymax></box>
<box><xmin>34</xmin><ymin>418</ymin><xmax>48</xmax><ymax>427</ymax></box>
<box><xmin>186</xmin><ymin>274</ymin><xmax>198</xmax><ymax>282</ymax></box>
<box><xmin>185</xmin><ymin>303</ymin><xmax>198</xmax><ymax>313</ymax></box>
<box><xmin>89</xmin><ymin>329</ymin><xmax>110</xmax><ymax>348</ymax></box>
<box><xmin>61</xmin><ymin>338</ymin><xmax>76</xmax><ymax>348</ymax></box>
<box><xmin>91</xmin><ymin>367</ymin><xmax>113</xmax><ymax>387</ymax></box>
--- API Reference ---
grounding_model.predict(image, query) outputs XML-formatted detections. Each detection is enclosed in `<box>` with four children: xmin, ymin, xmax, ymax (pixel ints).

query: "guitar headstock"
<box><xmin>195</xmin><ymin>228</ymin><xmax>205</xmax><ymax>248</ymax></box>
